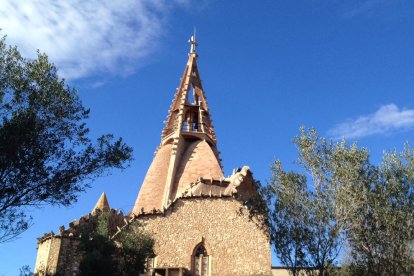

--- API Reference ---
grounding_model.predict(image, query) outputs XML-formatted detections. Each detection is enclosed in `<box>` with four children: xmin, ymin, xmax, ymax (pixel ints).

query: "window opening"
<box><xmin>193</xmin><ymin>244</ymin><xmax>209</xmax><ymax>276</ymax></box>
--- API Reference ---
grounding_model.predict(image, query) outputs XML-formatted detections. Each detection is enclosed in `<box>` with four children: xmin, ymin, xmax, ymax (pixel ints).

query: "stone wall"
<box><xmin>34</xmin><ymin>209</ymin><xmax>125</xmax><ymax>276</ymax></box>
<box><xmin>137</xmin><ymin>197</ymin><xmax>271</xmax><ymax>276</ymax></box>
<box><xmin>34</xmin><ymin>236</ymin><xmax>82</xmax><ymax>275</ymax></box>
<box><xmin>34</xmin><ymin>192</ymin><xmax>271</xmax><ymax>275</ymax></box>
<box><xmin>55</xmin><ymin>238</ymin><xmax>82</xmax><ymax>275</ymax></box>
<box><xmin>34</xmin><ymin>236</ymin><xmax>60</xmax><ymax>275</ymax></box>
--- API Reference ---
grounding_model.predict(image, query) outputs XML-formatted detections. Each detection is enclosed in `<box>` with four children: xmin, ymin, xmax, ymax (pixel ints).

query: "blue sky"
<box><xmin>1</xmin><ymin>0</ymin><xmax>414</xmax><ymax>274</ymax></box>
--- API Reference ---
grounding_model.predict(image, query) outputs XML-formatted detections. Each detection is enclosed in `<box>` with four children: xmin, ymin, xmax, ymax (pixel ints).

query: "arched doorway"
<box><xmin>192</xmin><ymin>243</ymin><xmax>210</xmax><ymax>276</ymax></box>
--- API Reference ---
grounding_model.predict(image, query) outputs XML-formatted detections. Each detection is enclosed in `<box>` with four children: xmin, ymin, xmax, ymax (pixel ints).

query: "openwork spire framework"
<box><xmin>161</xmin><ymin>37</ymin><xmax>217</xmax><ymax>146</ymax></box>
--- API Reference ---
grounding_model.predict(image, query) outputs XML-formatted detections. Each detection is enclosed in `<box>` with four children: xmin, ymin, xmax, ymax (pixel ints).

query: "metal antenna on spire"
<box><xmin>188</xmin><ymin>27</ymin><xmax>198</xmax><ymax>53</ymax></box>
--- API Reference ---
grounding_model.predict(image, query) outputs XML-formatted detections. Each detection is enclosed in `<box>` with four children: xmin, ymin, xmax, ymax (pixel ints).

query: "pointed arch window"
<box><xmin>192</xmin><ymin>243</ymin><xmax>210</xmax><ymax>276</ymax></box>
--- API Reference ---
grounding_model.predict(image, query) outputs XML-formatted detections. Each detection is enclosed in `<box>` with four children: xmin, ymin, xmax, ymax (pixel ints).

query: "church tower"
<box><xmin>133</xmin><ymin>35</ymin><xmax>224</xmax><ymax>213</ymax></box>
<box><xmin>127</xmin><ymin>36</ymin><xmax>271</xmax><ymax>275</ymax></box>
<box><xmin>34</xmin><ymin>35</ymin><xmax>272</xmax><ymax>276</ymax></box>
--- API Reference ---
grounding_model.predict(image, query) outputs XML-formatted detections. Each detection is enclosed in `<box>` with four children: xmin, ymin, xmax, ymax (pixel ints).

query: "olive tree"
<box><xmin>337</xmin><ymin>146</ymin><xmax>414</xmax><ymax>275</ymax></box>
<box><xmin>266</xmin><ymin>127</ymin><xmax>414</xmax><ymax>275</ymax></box>
<box><xmin>266</xmin><ymin>128</ymin><xmax>348</xmax><ymax>275</ymax></box>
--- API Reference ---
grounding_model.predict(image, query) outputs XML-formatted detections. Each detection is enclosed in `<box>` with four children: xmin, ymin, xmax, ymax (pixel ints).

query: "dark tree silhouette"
<box><xmin>0</xmin><ymin>36</ymin><xmax>133</xmax><ymax>242</ymax></box>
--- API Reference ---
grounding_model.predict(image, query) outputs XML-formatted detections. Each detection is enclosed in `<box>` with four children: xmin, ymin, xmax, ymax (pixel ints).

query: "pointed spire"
<box><xmin>132</xmin><ymin>35</ymin><xmax>223</xmax><ymax>214</ymax></box>
<box><xmin>161</xmin><ymin>34</ymin><xmax>217</xmax><ymax>146</ymax></box>
<box><xmin>92</xmin><ymin>192</ymin><xmax>110</xmax><ymax>214</ymax></box>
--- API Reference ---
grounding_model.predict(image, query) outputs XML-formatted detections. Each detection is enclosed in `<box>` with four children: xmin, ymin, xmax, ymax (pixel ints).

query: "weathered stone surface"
<box><xmin>34</xmin><ymin>236</ymin><xmax>59</xmax><ymax>275</ymax></box>
<box><xmin>34</xmin><ymin>208</ymin><xmax>126</xmax><ymax>276</ymax></box>
<box><xmin>137</xmin><ymin>197</ymin><xmax>272</xmax><ymax>275</ymax></box>
<box><xmin>35</xmin><ymin>236</ymin><xmax>83</xmax><ymax>276</ymax></box>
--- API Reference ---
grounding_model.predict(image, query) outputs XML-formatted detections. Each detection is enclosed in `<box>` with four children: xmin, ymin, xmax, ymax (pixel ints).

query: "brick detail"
<box><xmin>133</xmin><ymin>143</ymin><xmax>173</xmax><ymax>213</ymax></box>
<box><xmin>172</xmin><ymin>140</ymin><xmax>223</xmax><ymax>200</ymax></box>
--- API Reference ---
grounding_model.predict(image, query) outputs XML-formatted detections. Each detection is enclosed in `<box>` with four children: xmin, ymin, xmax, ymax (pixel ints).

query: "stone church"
<box><xmin>34</xmin><ymin>36</ymin><xmax>272</xmax><ymax>276</ymax></box>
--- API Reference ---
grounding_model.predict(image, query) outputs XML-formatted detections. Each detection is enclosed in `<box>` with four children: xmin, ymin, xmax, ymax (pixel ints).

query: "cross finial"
<box><xmin>188</xmin><ymin>28</ymin><xmax>198</xmax><ymax>53</ymax></box>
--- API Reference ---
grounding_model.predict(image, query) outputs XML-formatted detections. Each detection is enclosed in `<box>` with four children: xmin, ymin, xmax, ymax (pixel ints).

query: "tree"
<box><xmin>78</xmin><ymin>211</ymin><xmax>154</xmax><ymax>276</ymax></box>
<box><xmin>0</xmin><ymin>36</ymin><xmax>133</xmax><ymax>242</ymax></box>
<box><xmin>337</xmin><ymin>146</ymin><xmax>414</xmax><ymax>275</ymax></box>
<box><xmin>78</xmin><ymin>212</ymin><xmax>118</xmax><ymax>276</ymax></box>
<box><xmin>19</xmin><ymin>265</ymin><xmax>34</xmax><ymax>276</ymax></box>
<box><xmin>265</xmin><ymin>127</ymin><xmax>414</xmax><ymax>275</ymax></box>
<box><xmin>117</xmin><ymin>223</ymin><xmax>155</xmax><ymax>276</ymax></box>
<box><xmin>267</xmin><ymin>162</ymin><xmax>313</xmax><ymax>276</ymax></box>
<box><xmin>265</xmin><ymin>128</ymin><xmax>361</xmax><ymax>275</ymax></box>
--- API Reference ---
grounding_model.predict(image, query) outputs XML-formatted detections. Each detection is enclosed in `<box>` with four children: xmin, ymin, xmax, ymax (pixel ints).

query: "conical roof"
<box><xmin>92</xmin><ymin>192</ymin><xmax>110</xmax><ymax>213</ymax></box>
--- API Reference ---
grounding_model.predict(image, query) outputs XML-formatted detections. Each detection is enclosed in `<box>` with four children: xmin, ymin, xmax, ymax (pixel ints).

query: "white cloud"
<box><xmin>328</xmin><ymin>104</ymin><xmax>414</xmax><ymax>139</ymax></box>
<box><xmin>333</xmin><ymin>0</ymin><xmax>409</xmax><ymax>21</ymax></box>
<box><xmin>342</xmin><ymin>0</ymin><xmax>385</xmax><ymax>19</ymax></box>
<box><xmin>0</xmin><ymin>0</ymin><xmax>188</xmax><ymax>79</ymax></box>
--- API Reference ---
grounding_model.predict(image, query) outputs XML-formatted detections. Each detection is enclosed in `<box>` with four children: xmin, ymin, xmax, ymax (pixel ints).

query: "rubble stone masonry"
<box><xmin>137</xmin><ymin>197</ymin><xmax>272</xmax><ymax>275</ymax></box>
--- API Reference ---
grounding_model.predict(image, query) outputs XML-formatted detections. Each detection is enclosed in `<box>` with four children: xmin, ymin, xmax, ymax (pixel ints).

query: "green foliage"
<box><xmin>19</xmin><ymin>265</ymin><xmax>33</xmax><ymax>276</ymax></box>
<box><xmin>340</xmin><ymin>145</ymin><xmax>414</xmax><ymax>275</ymax></box>
<box><xmin>240</xmin><ymin>178</ymin><xmax>270</xmax><ymax>229</ymax></box>
<box><xmin>268</xmin><ymin>161</ymin><xmax>311</xmax><ymax>273</ymax></box>
<box><xmin>95</xmin><ymin>210</ymin><xmax>112</xmax><ymax>237</ymax></box>
<box><xmin>117</xmin><ymin>224</ymin><xmax>155</xmax><ymax>276</ymax></box>
<box><xmin>0</xmin><ymin>35</ymin><xmax>133</xmax><ymax>242</ymax></box>
<box><xmin>78</xmin><ymin>212</ymin><xmax>117</xmax><ymax>276</ymax></box>
<box><xmin>78</xmin><ymin>212</ymin><xmax>154</xmax><ymax>276</ymax></box>
<box><xmin>78</xmin><ymin>235</ymin><xmax>117</xmax><ymax>276</ymax></box>
<box><xmin>266</xmin><ymin>127</ymin><xmax>345</xmax><ymax>275</ymax></box>
<box><xmin>266</xmin><ymin>127</ymin><xmax>414</xmax><ymax>275</ymax></box>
